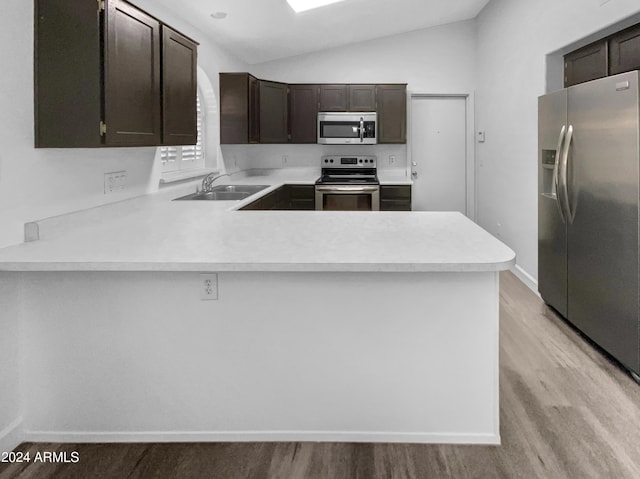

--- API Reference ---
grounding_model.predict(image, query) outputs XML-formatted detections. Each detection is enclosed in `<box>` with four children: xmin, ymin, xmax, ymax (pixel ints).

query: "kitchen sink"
<box><xmin>174</xmin><ymin>185</ymin><xmax>270</xmax><ymax>201</ymax></box>
<box><xmin>209</xmin><ymin>185</ymin><xmax>270</xmax><ymax>194</ymax></box>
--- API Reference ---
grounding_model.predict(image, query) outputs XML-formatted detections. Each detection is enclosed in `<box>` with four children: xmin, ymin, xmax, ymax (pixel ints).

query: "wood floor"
<box><xmin>2</xmin><ymin>271</ymin><xmax>640</xmax><ymax>479</ymax></box>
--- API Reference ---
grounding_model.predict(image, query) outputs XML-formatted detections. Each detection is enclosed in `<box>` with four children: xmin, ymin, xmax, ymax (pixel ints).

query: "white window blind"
<box><xmin>160</xmin><ymin>93</ymin><xmax>205</xmax><ymax>173</ymax></box>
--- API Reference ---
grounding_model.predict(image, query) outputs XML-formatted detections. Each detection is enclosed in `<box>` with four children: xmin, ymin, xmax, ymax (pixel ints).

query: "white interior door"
<box><xmin>411</xmin><ymin>96</ymin><xmax>467</xmax><ymax>214</ymax></box>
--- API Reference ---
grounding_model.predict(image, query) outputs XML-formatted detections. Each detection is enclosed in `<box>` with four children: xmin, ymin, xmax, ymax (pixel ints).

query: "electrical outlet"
<box><xmin>104</xmin><ymin>171</ymin><xmax>127</xmax><ymax>194</ymax></box>
<box><xmin>496</xmin><ymin>222</ymin><xmax>502</xmax><ymax>238</ymax></box>
<box><xmin>389</xmin><ymin>155</ymin><xmax>396</xmax><ymax>165</ymax></box>
<box><xmin>200</xmin><ymin>273</ymin><xmax>218</xmax><ymax>301</ymax></box>
<box><xmin>283</xmin><ymin>155</ymin><xmax>289</xmax><ymax>165</ymax></box>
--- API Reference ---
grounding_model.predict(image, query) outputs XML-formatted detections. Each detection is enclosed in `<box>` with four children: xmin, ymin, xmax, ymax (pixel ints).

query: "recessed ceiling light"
<box><xmin>286</xmin><ymin>0</ymin><xmax>345</xmax><ymax>13</ymax></box>
<box><xmin>210</xmin><ymin>11</ymin><xmax>227</xmax><ymax>19</ymax></box>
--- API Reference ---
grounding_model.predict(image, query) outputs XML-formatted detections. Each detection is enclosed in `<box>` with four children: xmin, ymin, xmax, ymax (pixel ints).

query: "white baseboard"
<box><xmin>23</xmin><ymin>430</ymin><xmax>500</xmax><ymax>445</ymax></box>
<box><xmin>0</xmin><ymin>417</ymin><xmax>23</xmax><ymax>453</ymax></box>
<box><xmin>511</xmin><ymin>264</ymin><xmax>540</xmax><ymax>297</ymax></box>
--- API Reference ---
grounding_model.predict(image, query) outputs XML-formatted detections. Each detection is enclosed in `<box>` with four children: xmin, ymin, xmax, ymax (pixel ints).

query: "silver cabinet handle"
<box><xmin>554</xmin><ymin>125</ymin><xmax>566</xmax><ymax>223</ymax></box>
<box><xmin>560</xmin><ymin>125</ymin><xmax>574</xmax><ymax>223</ymax></box>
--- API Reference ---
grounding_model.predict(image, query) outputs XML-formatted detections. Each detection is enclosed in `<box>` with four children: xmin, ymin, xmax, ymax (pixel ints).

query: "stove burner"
<box><xmin>316</xmin><ymin>156</ymin><xmax>379</xmax><ymax>186</ymax></box>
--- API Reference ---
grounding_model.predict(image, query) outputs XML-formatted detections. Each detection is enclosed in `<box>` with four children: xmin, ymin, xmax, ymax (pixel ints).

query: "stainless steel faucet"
<box><xmin>200</xmin><ymin>173</ymin><xmax>229</xmax><ymax>193</ymax></box>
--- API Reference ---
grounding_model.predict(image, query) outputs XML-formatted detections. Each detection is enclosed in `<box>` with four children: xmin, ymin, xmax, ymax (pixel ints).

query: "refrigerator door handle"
<box><xmin>554</xmin><ymin>125</ymin><xmax>567</xmax><ymax>223</ymax></box>
<box><xmin>560</xmin><ymin>124</ymin><xmax>574</xmax><ymax>223</ymax></box>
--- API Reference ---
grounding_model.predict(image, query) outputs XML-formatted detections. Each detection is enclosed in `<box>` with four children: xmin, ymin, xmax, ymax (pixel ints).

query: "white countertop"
<box><xmin>0</xmin><ymin>168</ymin><xmax>515</xmax><ymax>273</ymax></box>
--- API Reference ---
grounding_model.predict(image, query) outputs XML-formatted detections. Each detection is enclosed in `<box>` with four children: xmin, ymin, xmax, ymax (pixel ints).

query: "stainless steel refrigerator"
<box><xmin>538</xmin><ymin>70</ymin><xmax>640</xmax><ymax>381</ymax></box>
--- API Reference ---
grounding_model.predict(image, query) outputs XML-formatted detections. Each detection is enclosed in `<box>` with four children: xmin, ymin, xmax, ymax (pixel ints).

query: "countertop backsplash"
<box><xmin>221</xmin><ymin>144</ymin><xmax>407</xmax><ymax>173</ymax></box>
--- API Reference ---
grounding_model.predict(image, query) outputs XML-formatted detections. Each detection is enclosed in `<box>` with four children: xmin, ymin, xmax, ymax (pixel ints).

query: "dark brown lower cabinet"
<box><xmin>240</xmin><ymin>185</ymin><xmax>315</xmax><ymax>210</ymax></box>
<box><xmin>241</xmin><ymin>185</ymin><xmax>411</xmax><ymax>211</ymax></box>
<box><xmin>380</xmin><ymin>185</ymin><xmax>412</xmax><ymax>211</ymax></box>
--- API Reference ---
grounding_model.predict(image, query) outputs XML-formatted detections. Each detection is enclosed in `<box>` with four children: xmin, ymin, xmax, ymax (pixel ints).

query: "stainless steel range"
<box><xmin>315</xmin><ymin>156</ymin><xmax>379</xmax><ymax>211</ymax></box>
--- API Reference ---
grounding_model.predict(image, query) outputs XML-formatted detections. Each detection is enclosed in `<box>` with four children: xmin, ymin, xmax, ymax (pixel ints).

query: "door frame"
<box><xmin>407</xmin><ymin>93</ymin><xmax>476</xmax><ymax>220</ymax></box>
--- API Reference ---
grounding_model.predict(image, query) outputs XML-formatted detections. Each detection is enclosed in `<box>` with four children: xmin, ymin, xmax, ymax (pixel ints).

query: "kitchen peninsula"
<box><xmin>0</xmin><ymin>173</ymin><xmax>515</xmax><ymax>446</ymax></box>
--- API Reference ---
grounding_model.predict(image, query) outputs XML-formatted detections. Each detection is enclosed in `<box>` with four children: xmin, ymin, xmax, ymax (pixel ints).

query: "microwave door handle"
<box><xmin>360</xmin><ymin>117</ymin><xmax>364</xmax><ymax>143</ymax></box>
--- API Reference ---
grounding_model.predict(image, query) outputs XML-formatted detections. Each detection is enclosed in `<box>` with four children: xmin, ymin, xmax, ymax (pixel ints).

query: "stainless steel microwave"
<box><xmin>317</xmin><ymin>112</ymin><xmax>377</xmax><ymax>145</ymax></box>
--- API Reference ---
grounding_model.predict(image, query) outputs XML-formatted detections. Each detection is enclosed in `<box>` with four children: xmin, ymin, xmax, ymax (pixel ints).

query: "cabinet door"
<box><xmin>610</xmin><ymin>24</ymin><xmax>640</xmax><ymax>75</ymax></box>
<box><xmin>104</xmin><ymin>0</ymin><xmax>162</xmax><ymax>146</ymax></box>
<box><xmin>35</xmin><ymin>0</ymin><xmax>103</xmax><ymax>148</ymax></box>
<box><xmin>289</xmin><ymin>84</ymin><xmax>318</xmax><ymax>143</ymax></box>
<box><xmin>162</xmin><ymin>26</ymin><xmax>198</xmax><ymax>146</ymax></box>
<box><xmin>288</xmin><ymin>185</ymin><xmax>315</xmax><ymax>210</ymax></box>
<box><xmin>249</xmin><ymin>75</ymin><xmax>260</xmax><ymax>143</ymax></box>
<box><xmin>319</xmin><ymin>84</ymin><xmax>348</xmax><ymax>111</ymax></box>
<box><xmin>349</xmin><ymin>85</ymin><xmax>376</xmax><ymax>111</ymax></box>
<box><xmin>564</xmin><ymin>41</ymin><xmax>608</xmax><ymax>87</ymax></box>
<box><xmin>220</xmin><ymin>73</ymin><xmax>249</xmax><ymax>144</ymax></box>
<box><xmin>380</xmin><ymin>185</ymin><xmax>412</xmax><ymax>211</ymax></box>
<box><xmin>377</xmin><ymin>85</ymin><xmax>407</xmax><ymax>144</ymax></box>
<box><xmin>259</xmin><ymin>80</ymin><xmax>288</xmax><ymax>143</ymax></box>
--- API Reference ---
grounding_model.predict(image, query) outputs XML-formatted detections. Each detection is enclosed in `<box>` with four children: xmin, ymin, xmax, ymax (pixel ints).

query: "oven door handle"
<box><xmin>316</xmin><ymin>185</ymin><xmax>379</xmax><ymax>193</ymax></box>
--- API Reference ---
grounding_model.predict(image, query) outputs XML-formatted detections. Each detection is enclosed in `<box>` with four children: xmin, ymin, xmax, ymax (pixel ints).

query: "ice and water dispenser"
<box><xmin>540</xmin><ymin>149</ymin><xmax>558</xmax><ymax>198</ymax></box>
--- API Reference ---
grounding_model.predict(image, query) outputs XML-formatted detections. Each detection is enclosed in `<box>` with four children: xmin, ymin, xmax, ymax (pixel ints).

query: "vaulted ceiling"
<box><xmin>151</xmin><ymin>0</ymin><xmax>491</xmax><ymax>64</ymax></box>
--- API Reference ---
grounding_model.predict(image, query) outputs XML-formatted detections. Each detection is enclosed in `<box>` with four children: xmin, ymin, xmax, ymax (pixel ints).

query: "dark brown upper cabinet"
<box><xmin>610</xmin><ymin>24</ymin><xmax>640</xmax><ymax>76</ymax></box>
<box><xmin>377</xmin><ymin>85</ymin><xmax>407</xmax><ymax>144</ymax></box>
<box><xmin>349</xmin><ymin>85</ymin><xmax>376</xmax><ymax>111</ymax></box>
<box><xmin>105</xmin><ymin>0</ymin><xmax>162</xmax><ymax>146</ymax></box>
<box><xmin>259</xmin><ymin>81</ymin><xmax>288</xmax><ymax>143</ymax></box>
<box><xmin>320</xmin><ymin>84</ymin><xmax>376</xmax><ymax>111</ymax></box>
<box><xmin>162</xmin><ymin>26</ymin><xmax>198</xmax><ymax>146</ymax></box>
<box><xmin>220</xmin><ymin>75</ymin><xmax>288</xmax><ymax>144</ymax></box>
<box><xmin>220</xmin><ymin>75</ymin><xmax>407</xmax><ymax>144</ymax></box>
<box><xmin>34</xmin><ymin>0</ymin><xmax>198</xmax><ymax>148</ymax></box>
<box><xmin>220</xmin><ymin>73</ymin><xmax>260</xmax><ymax>144</ymax></box>
<box><xmin>564</xmin><ymin>41</ymin><xmax>608</xmax><ymax>87</ymax></box>
<box><xmin>319</xmin><ymin>85</ymin><xmax>349</xmax><ymax>111</ymax></box>
<box><xmin>289</xmin><ymin>84</ymin><xmax>318</xmax><ymax>143</ymax></box>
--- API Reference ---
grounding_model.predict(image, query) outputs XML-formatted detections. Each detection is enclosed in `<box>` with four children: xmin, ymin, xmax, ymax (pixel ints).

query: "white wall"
<box><xmin>0</xmin><ymin>274</ymin><xmax>23</xmax><ymax>453</ymax></box>
<box><xmin>0</xmin><ymin>0</ymin><xmax>247</xmax><ymax>249</ymax></box>
<box><xmin>237</xmin><ymin>20</ymin><xmax>477</xmax><ymax>172</ymax></box>
<box><xmin>475</xmin><ymin>0</ymin><xmax>640</xmax><ymax>284</ymax></box>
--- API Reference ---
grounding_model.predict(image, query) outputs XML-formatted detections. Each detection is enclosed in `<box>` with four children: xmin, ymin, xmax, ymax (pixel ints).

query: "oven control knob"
<box><xmin>324</xmin><ymin>159</ymin><xmax>329</xmax><ymax>163</ymax></box>
<box><xmin>330</xmin><ymin>159</ymin><xmax>334</xmax><ymax>163</ymax></box>
<box><xmin>359</xmin><ymin>159</ymin><xmax>363</xmax><ymax>163</ymax></box>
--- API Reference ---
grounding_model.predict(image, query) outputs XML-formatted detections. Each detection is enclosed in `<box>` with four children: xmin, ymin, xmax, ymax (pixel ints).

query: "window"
<box><xmin>160</xmin><ymin>92</ymin><xmax>205</xmax><ymax>173</ymax></box>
